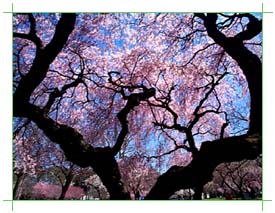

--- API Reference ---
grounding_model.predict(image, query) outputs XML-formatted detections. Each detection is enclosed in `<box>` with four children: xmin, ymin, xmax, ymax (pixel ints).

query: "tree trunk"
<box><xmin>90</xmin><ymin>151</ymin><xmax>130</xmax><ymax>199</ymax></box>
<box><xmin>59</xmin><ymin>172</ymin><xmax>73</xmax><ymax>200</ymax></box>
<box><xmin>13</xmin><ymin>172</ymin><xmax>25</xmax><ymax>200</ymax></box>
<box><xmin>193</xmin><ymin>185</ymin><xmax>203</xmax><ymax>200</ymax></box>
<box><xmin>146</xmin><ymin>135</ymin><xmax>261</xmax><ymax>199</ymax></box>
<box><xmin>134</xmin><ymin>191</ymin><xmax>140</xmax><ymax>200</ymax></box>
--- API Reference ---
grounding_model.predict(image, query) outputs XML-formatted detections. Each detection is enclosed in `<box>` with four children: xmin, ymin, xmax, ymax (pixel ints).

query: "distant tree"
<box><xmin>13</xmin><ymin>123</ymin><xmax>43</xmax><ymax>199</ymax></box>
<box><xmin>83</xmin><ymin>174</ymin><xmax>109</xmax><ymax>199</ymax></box>
<box><xmin>13</xmin><ymin>121</ymin><xmax>93</xmax><ymax>200</ymax></box>
<box><xmin>13</xmin><ymin>170</ymin><xmax>30</xmax><ymax>200</ymax></box>
<box><xmin>32</xmin><ymin>182</ymin><xmax>84</xmax><ymax>200</ymax></box>
<box><xmin>118</xmin><ymin>156</ymin><xmax>159</xmax><ymax>199</ymax></box>
<box><xmin>212</xmin><ymin>158</ymin><xmax>262</xmax><ymax>199</ymax></box>
<box><xmin>203</xmin><ymin>181</ymin><xmax>222</xmax><ymax>198</ymax></box>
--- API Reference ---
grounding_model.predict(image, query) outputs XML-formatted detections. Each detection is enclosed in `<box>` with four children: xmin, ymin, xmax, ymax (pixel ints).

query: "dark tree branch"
<box><xmin>145</xmin><ymin>134</ymin><xmax>261</xmax><ymax>199</ymax></box>
<box><xmin>14</xmin><ymin>14</ymin><xmax>77</xmax><ymax>108</ymax></box>
<box><xmin>144</xmin><ymin>144</ymin><xmax>191</xmax><ymax>160</ymax></box>
<box><xmin>59</xmin><ymin>167</ymin><xmax>74</xmax><ymax>200</ymax></box>
<box><xmin>150</xmin><ymin>71</ymin><xmax>228</xmax><ymax>156</ymax></box>
<box><xmin>108</xmin><ymin>72</ymin><xmax>156</xmax><ymax>155</ymax></box>
<box><xmin>43</xmin><ymin>49</ymin><xmax>87</xmax><ymax>113</ymax></box>
<box><xmin>235</xmin><ymin>13</ymin><xmax>262</xmax><ymax>41</ymax></box>
<box><xmin>194</xmin><ymin>13</ymin><xmax>262</xmax><ymax>134</ymax></box>
<box><xmin>147</xmin><ymin>83</ymin><xmax>201</xmax><ymax>155</ymax></box>
<box><xmin>14</xmin><ymin>14</ymin><xmax>43</xmax><ymax>48</ymax></box>
<box><xmin>181</xmin><ymin>43</ymin><xmax>216</xmax><ymax>68</ymax></box>
<box><xmin>44</xmin><ymin>78</ymin><xmax>83</xmax><ymax>113</ymax></box>
<box><xmin>191</xmin><ymin>72</ymin><xmax>228</xmax><ymax>124</ymax></box>
<box><xmin>220</xmin><ymin>112</ymin><xmax>229</xmax><ymax>139</ymax></box>
<box><xmin>14</xmin><ymin>44</ymin><xmax>27</xmax><ymax>79</ymax></box>
<box><xmin>13</xmin><ymin>118</ymin><xmax>31</xmax><ymax>139</ymax></box>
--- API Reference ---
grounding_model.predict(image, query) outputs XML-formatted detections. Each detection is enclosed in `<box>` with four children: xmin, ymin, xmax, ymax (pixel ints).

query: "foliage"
<box><xmin>32</xmin><ymin>182</ymin><xmax>84</xmax><ymax>200</ymax></box>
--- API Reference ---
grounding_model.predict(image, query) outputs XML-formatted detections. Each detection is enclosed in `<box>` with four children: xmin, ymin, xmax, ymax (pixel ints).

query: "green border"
<box><xmin>2</xmin><ymin>2</ymin><xmax>273</xmax><ymax>213</ymax></box>
<box><xmin>261</xmin><ymin>2</ymin><xmax>273</xmax><ymax>212</ymax></box>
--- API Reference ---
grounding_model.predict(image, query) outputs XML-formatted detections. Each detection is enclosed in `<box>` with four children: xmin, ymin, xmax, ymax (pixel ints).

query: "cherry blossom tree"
<box><xmin>32</xmin><ymin>182</ymin><xmax>84</xmax><ymax>200</ymax></box>
<box><xmin>13</xmin><ymin>13</ymin><xmax>262</xmax><ymax>199</ymax></box>
<box><xmin>13</xmin><ymin>121</ymin><xmax>94</xmax><ymax>200</ymax></box>
<box><xmin>118</xmin><ymin>155</ymin><xmax>159</xmax><ymax>199</ymax></box>
<box><xmin>13</xmin><ymin>122</ymin><xmax>44</xmax><ymax>199</ymax></box>
<box><xmin>212</xmin><ymin>158</ymin><xmax>262</xmax><ymax>199</ymax></box>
